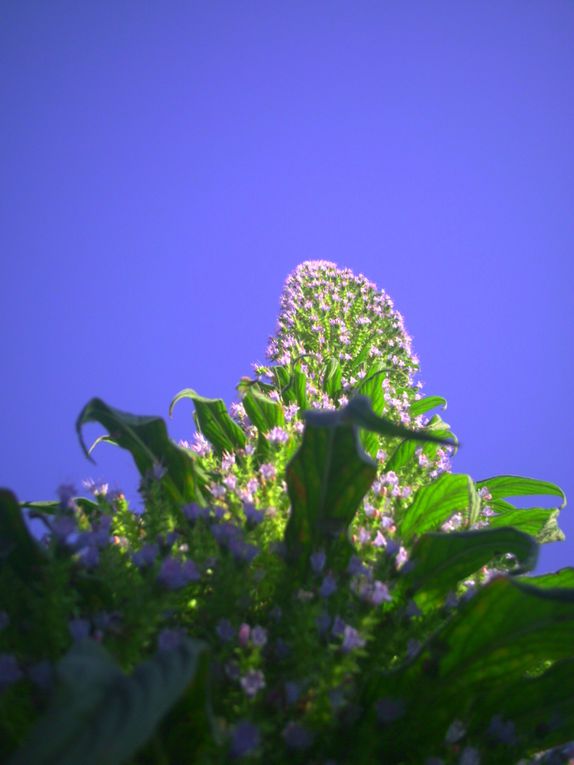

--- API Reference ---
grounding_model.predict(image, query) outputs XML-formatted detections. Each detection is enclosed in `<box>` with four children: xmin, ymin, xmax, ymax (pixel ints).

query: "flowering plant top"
<box><xmin>0</xmin><ymin>261</ymin><xmax>571</xmax><ymax>765</ymax></box>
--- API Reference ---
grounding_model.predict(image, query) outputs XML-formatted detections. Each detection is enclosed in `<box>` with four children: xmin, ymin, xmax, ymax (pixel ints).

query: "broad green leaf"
<box><xmin>489</xmin><ymin>507</ymin><xmax>565</xmax><ymax>543</ymax></box>
<box><xmin>284</xmin><ymin>407</ymin><xmax>377</xmax><ymax>568</ymax></box>
<box><xmin>403</xmin><ymin>527</ymin><xmax>538</xmax><ymax>603</ymax></box>
<box><xmin>518</xmin><ymin>567</ymin><xmax>574</xmax><ymax>589</ymax></box>
<box><xmin>0</xmin><ymin>489</ymin><xmax>47</xmax><ymax>579</ymax></box>
<box><xmin>9</xmin><ymin>637</ymin><xmax>210</xmax><ymax>765</ymax></box>
<box><xmin>410</xmin><ymin>395</ymin><xmax>447</xmax><ymax>417</ymax></box>
<box><xmin>77</xmin><ymin>398</ymin><xmax>208</xmax><ymax>506</ymax></box>
<box><xmin>289</xmin><ymin>367</ymin><xmax>309</xmax><ymax>410</ymax></box>
<box><xmin>242</xmin><ymin>388</ymin><xmax>285</xmax><ymax>433</ymax></box>
<box><xmin>384</xmin><ymin>439</ymin><xmax>418</xmax><ymax>473</ymax></box>
<box><xmin>397</xmin><ymin>473</ymin><xmax>474</xmax><ymax>543</ymax></box>
<box><xmin>169</xmin><ymin>388</ymin><xmax>246</xmax><ymax>456</ymax></box>
<box><xmin>362</xmin><ymin>578</ymin><xmax>574</xmax><ymax>760</ymax></box>
<box><xmin>271</xmin><ymin>365</ymin><xmax>297</xmax><ymax>405</ymax></box>
<box><xmin>321</xmin><ymin>357</ymin><xmax>343</xmax><ymax>399</ymax></box>
<box><xmin>476</xmin><ymin>475</ymin><xmax>566</xmax><ymax>510</ymax></box>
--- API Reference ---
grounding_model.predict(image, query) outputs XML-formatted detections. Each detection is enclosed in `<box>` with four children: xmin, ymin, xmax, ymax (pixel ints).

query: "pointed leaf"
<box><xmin>397</xmin><ymin>473</ymin><xmax>475</xmax><ymax>543</ymax></box>
<box><xmin>321</xmin><ymin>358</ymin><xmax>343</xmax><ymax>399</ymax></box>
<box><xmin>77</xmin><ymin>398</ymin><xmax>207</xmax><ymax>506</ymax></box>
<box><xmin>242</xmin><ymin>388</ymin><xmax>285</xmax><ymax>433</ymax></box>
<box><xmin>169</xmin><ymin>388</ymin><xmax>246</xmax><ymax>456</ymax></box>
<box><xmin>476</xmin><ymin>475</ymin><xmax>566</xmax><ymax>510</ymax></box>
<box><xmin>404</xmin><ymin>527</ymin><xmax>538</xmax><ymax>603</ymax></box>
<box><xmin>489</xmin><ymin>507</ymin><xmax>565</xmax><ymax>543</ymax></box>
<box><xmin>410</xmin><ymin>395</ymin><xmax>447</xmax><ymax>417</ymax></box>
<box><xmin>0</xmin><ymin>489</ymin><xmax>47</xmax><ymax>578</ymax></box>
<box><xmin>518</xmin><ymin>567</ymin><xmax>574</xmax><ymax>589</ymax></box>
<box><xmin>9</xmin><ymin>637</ymin><xmax>210</xmax><ymax>765</ymax></box>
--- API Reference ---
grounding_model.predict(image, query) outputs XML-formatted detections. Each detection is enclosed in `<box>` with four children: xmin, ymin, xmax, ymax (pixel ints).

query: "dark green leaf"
<box><xmin>476</xmin><ymin>475</ymin><xmax>566</xmax><ymax>510</ymax></box>
<box><xmin>77</xmin><ymin>398</ymin><xmax>207</xmax><ymax>506</ymax></box>
<box><xmin>404</xmin><ymin>527</ymin><xmax>538</xmax><ymax>602</ymax></box>
<box><xmin>168</xmin><ymin>388</ymin><xmax>246</xmax><ymax>456</ymax></box>
<box><xmin>518</xmin><ymin>567</ymin><xmax>574</xmax><ymax>589</ymax></box>
<box><xmin>0</xmin><ymin>489</ymin><xmax>47</xmax><ymax>578</ymax></box>
<box><xmin>410</xmin><ymin>396</ymin><xmax>447</xmax><ymax>417</ymax></box>
<box><xmin>20</xmin><ymin>498</ymin><xmax>99</xmax><ymax>515</ymax></box>
<box><xmin>397</xmin><ymin>473</ymin><xmax>474</xmax><ymax>543</ymax></box>
<box><xmin>354</xmin><ymin>364</ymin><xmax>388</xmax><ymax>457</ymax></box>
<box><xmin>9</xmin><ymin>637</ymin><xmax>210</xmax><ymax>765</ymax></box>
<box><xmin>384</xmin><ymin>439</ymin><xmax>418</xmax><ymax>473</ymax></box>
<box><xmin>284</xmin><ymin>407</ymin><xmax>377</xmax><ymax>567</ymax></box>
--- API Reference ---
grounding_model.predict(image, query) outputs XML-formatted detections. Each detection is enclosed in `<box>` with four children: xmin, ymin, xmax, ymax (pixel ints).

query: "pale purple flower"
<box><xmin>372</xmin><ymin>530</ymin><xmax>386</xmax><ymax>548</ymax></box>
<box><xmin>57</xmin><ymin>483</ymin><xmax>77</xmax><ymax>510</ymax></box>
<box><xmin>223</xmin><ymin>474</ymin><xmax>238</xmax><ymax>491</ymax></box>
<box><xmin>240</xmin><ymin>669</ymin><xmax>265</xmax><ymax>698</ymax></box>
<box><xmin>243</xmin><ymin>503</ymin><xmax>264</xmax><ymax>526</ymax></box>
<box><xmin>238</xmin><ymin>623</ymin><xmax>251</xmax><ymax>647</ymax></box>
<box><xmin>79</xmin><ymin>545</ymin><xmax>100</xmax><ymax>569</ymax></box>
<box><xmin>244</xmin><ymin>443</ymin><xmax>256</xmax><ymax>456</ymax></box>
<box><xmin>246</xmin><ymin>478</ymin><xmax>259</xmax><ymax>493</ymax></box>
<box><xmin>222</xmin><ymin>451</ymin><xmax>236</xmax><ymax>470</ymax></box>
<box><xmin>370</xmin><ymin>581</ymin><xmax>392</xmax><ymax>605</ymax></box>
<box><xmin>82</xmin><ymin>478</ymin><xmax>109</xmax><ymax>497</ymax></box>
<box><xmin>331</xmin><ymin>616</ymin><xmax>346</xmax><ymax>637</ymax></box>
<box><xmin>445</xmin><ymin>719</ymin><xmax>467</xmax><ymax>744</ymax></box>
<box><xmin>284</xmin><ymin>403</ymin><xmax>299</xmax><ymax>422</ymax></box>
<box><xmin>395</xmin><ymin>546</ymin><xmax>409</xmax><ymax>570</ymax></box>
<box><xmin>487</xmin><ymin>715</ymin><xmax>517</xmax><ymax>745</ymax></box>
<box><xmin>459</xmin><ymin>747</ymin><xmax>480</xmax><ymax>765</ymax></box>
<box><xmin>268</xmin><ymin>426</ymin><xmax>289</xmax><ymax>445</ymax></box>
<box><xmin>190</xmin><ymin>432</ymin><xmax>212</xmax><ymax>456</ymax></box>
<box><xmin>259</xmin><ymin>463</ymin><xmax>276</xmax><ymax>480</ymax></box>
<box><xmin>342</xmin><ymin>625</ymin><xmax>366</xmax><ymax>652</ymax></box>
<box><xmin>157</xmin><ymin>557</ymin><xmax>200</xmax><ymax>589</ymax></box>
<box><xmin>210</xmin><ymin>483</ymin><xmax>227</xmax><ymax>499</ymax></box>
<box><xmin>182</xmin><ymin>503</ymin><xmax>209</xmax><ymax>522</ymax></box>
<box><xmin>230</xmin><ymin>720</ymin><xmax>261</xmax><ymax>758</ymax></box>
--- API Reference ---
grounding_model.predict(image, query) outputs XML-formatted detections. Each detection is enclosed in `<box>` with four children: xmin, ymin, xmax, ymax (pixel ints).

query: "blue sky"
<box><xmin>1</xmin><ymin>2</ymin><xmax>573</xmax><ymax>573</ymax></box>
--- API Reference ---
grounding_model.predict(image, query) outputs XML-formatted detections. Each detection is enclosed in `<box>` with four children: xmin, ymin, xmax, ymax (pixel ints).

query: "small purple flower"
<box><xmin>283</xmin><ymin>722</ymin><xmax>314</xmax><ymax>750</ymax></box>
<box><xmin>316</xmin><ymin>611</ymin><xmax>331</xmax><ymax>636</ymax></box>
<box><xmin>372</xmin><ymin>531</ymin><xmax>386</xmax><ymax>548</ymax></box>
<box><xmin>342</xmin><ymin>625</ymin><xmax>366</xmax><ymax>652</ymax></box>
<box><xmin>52</xmin><ymin>515</ymin><xmax>78</xmax><ymax>545</ymax></box>
<box><xmin>251</xmin><ymin>626</ymin><xmax>267</xmax><ymax>648</ymax></box>
<box><xmin>347</xmin><ymin>555</ymin><xmax>368</xmax><ymax>577</ymax></box>
<box><xmin>157</xmin><ymin>627</ymin><xmax>185</xmax><ymax>652</ymax></box>
<box><xmin>57</xmin><ymin>483</ymin><xmax>77</xmax><ymax>510</ymax></box>
<box><xmin>331</xmin><ymin>616</ymin><xmax>346</xmax><ymax>637</ymax></box>
<box><xmin>0</xmin><ymin>654</ymin><xmax>22</xmax><ymax>689</ymax></box>
<box><xmin>370</xmin><ymin>581</ymin><xmax>392</xmax><ymax>606</ymax></box>
<box><xmin>268</xmin><ymin>426</ymin><xmax>289</xmax><ymax>445</ymax></box>
<box><xmin>259</xmin><ymin>463</ymin><xmax>276</xmax><ymax>481</ymax></box>
<box><xmin>79</xmin><ymin>545</ymin><xmax>100</xmax><ymax>569</ymax></box>
<box><xmin>216</xmin><ymin>618</ymin><xmax>235</xmax><ymax>642</ymax></box>
<box><xmin>240</xmin><ymin>669</ymin><xmax>265</xmax><ymax>698</ymax></box>
<box><xmin>310</xmin><ymin>549</ymin><xmax>326</xmax><ymax>574</ymax></box>
<box><xmin>243</xmin><ymin>503</ymin><xmax>264</xmax><ymax>526</ymax></box>
<box><xmin>319</xmin><ymin>573</ymin><xmax>337</xmax><ymax>598</ymax></box>
<box><xmin>230</xmin><ymin>720</ymin><xmax>261</xmax><ymax>758</ymax></box>
<box><xmin>487</xmin><ymin>714</ymin><xmax>517</xmax><ymax>745</ymax></box>
<box><xmin>182</xmin><ymin>503</ymin><xmax>209</xmax><ymax>522</ymax></box>
<box><xmin>132</xmin><ymin>543</ymin><xmax>159</xmax><ymax>568</ymax></box>
<box><xmin>222</xmin><ymin>451</ymin><xmax>236</xmax><ymax>471</ymax></box>
<box><xmin>68</xmin><ymin>618</ymin><xmax>91</xmax><ymax>641</ymax></box>
<box><xmin>157</xmin><ymin>557</ymin><xmax>200</xmax><ymax>590</ymax></box>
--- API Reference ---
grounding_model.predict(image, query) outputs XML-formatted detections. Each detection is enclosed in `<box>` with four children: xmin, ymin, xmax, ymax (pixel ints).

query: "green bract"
<box><xmin>1</xmin><ymin>260</ymin><xmax>571</xmax><ymax>764</ymax></box>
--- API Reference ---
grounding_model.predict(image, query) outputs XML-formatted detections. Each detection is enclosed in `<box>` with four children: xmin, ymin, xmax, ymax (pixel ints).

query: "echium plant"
<box><xmin>1</xmin><ymin>260</ymin><xmax>573</xmax><ymax>765</ymax></box>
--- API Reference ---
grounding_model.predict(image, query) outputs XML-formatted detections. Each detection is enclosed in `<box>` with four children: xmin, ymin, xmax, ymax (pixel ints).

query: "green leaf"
<box><xmin>284</xmin><ymin>407</ymin><xmax>378</xmax><ymax>568</ymax></box>
<box><xmin>20</xmin><ymin>497</ymin><xmax>99</xmax><ymax>516</ymax></box>
<box><xmin>489</xmin><ymin>507</ymin><xmax>565</xmax><ymax>543</ymax></box>
<box><xmin>518</xmin><ymin>567</ymin><xmax>574</xmax><ymax>589</ymax></box>
<box><xmin>271</xmin><ymin>365</ymin><xmax>297</xmax><ymax>405</ymax></box>
<box><xmin>410</xmin><ymin>395</ymin><xmax>447</xmax><ymax>417</ymax></box>
<box><xmin>403</xmin><ymin>527</ymin><xmax>538</xmax><ymax>603</ymax></box>
<box><xmin>9</xmin><ymin>637</ymin><xmax>210</xmax><ymax>765</ymax></box>
<box><xmin>0</xmin><ymin>489</ymin><xmax>47</xmax><ymax>579</ymax></box>
<box><xmin>354</xmin><ymin>364</ymin><xmax>388</xmax><ymax>457</ymax></box>
<box><xmin>77</xmin><ymin>398</ymin><xmax>207</xmax><ymax>506</ymax></box>
<box><xmin>169</xmin><ymin>388</ymin><xmax>246</xmax><ymax>456</ymax></box>
<box><xmin>397</xmin><ymin>473</ymin><xmax>475</xmax><ymax>543</ymax></box>
<box><xmin>363</xmin><ymin>578</ymin><xmax>574</xmax><ymax>759</ymax></box>
<box><xmin>343</xmin><ymin>395</ymin><xmax>456</xmax><ymax>446</ymax></box>
<box><xmin>321</xmin><ymin>358</ymin><xmax>343</xmax><ymax>399</ymax></box>
<box><xmin>242</xmin><ymin>388</ymin><xmax>285</xmax><ymax>433</ymax></box>
<box><xmin>476</xmin><ymin>475</ymin><xmax>566</xmax><ymax>510</ymax></box>
<box><xmin>384</xmin><ymin>439</ymin><xmax>418</xmax><ymax>473</ymax></box>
